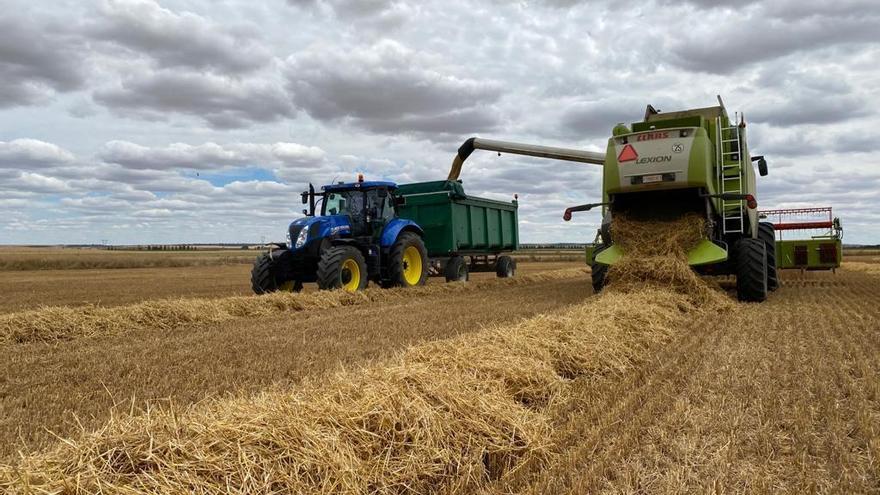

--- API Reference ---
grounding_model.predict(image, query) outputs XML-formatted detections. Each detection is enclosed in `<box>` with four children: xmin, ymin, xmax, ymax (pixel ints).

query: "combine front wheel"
<box><xmin>591</xmin><ymin>244</ymin><xmax>609</xmax><ymax>293</ymax></box>
<box><xmin>734</xmin><ymin>238</ymin><xmax>768</xmax><ymax>302</ymax></box>
<box><xmin>758</xmin><ymin>222</ymin><xmax>779</xmax><ymax>291</ymax></box>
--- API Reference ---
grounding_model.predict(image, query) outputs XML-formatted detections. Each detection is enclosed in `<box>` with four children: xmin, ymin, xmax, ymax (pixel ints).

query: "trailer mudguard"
<box><xmin>595</xmin><ymin>239</ymin><xmax>727</xmax><ymax>266</ymax></box>
<box><xmin>380</xmin><ymin>219</ymin><xmax>424</xmax><ymax>248</ymax></box>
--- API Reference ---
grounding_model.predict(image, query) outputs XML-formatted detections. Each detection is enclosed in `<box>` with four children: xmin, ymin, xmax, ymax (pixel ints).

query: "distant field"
<box><xmin>0</xmin><ymin>246</ymin><xmax>256</xmax><ymax>271</ymax></box>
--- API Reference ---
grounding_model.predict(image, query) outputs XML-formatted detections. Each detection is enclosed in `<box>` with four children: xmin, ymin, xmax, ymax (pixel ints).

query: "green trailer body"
<box><xmin>775</xmin><ymin>238</ymin><xmax>842</xmax><ymax>270</ymax></box>
<box><xmin>395</xmin><ymin>180</ymin><xmax>519</xmax><ymax>257</ymax></box>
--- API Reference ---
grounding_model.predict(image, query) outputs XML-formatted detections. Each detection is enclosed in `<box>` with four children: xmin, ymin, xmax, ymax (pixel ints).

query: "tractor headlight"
<box><xmin>294</xmin><ymin>228</ymin><xmax>309</xmax><ymax>249</ymax></box>
<box><xmin>286</xmin><ymin>231</ymin><xmax>292</xmax><ymax>248</ymax></box>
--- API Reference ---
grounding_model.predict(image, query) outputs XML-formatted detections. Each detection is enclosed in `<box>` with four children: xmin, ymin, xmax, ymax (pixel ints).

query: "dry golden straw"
<box><xmin>0</xmin><ymin>267</ymin><xmax>587</xmax><ymax>345</ymax></box>
<box><xmin>1</xmin><ymin>216</ymin><xmax>729</xmax><ymax>494</ymax></box>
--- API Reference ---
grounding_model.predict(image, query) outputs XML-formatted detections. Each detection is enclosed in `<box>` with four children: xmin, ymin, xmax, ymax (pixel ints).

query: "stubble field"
<box><xmin>1</xmin><ymin>245</ymin><xmax>879</xmax><ymax>493</ymax></box>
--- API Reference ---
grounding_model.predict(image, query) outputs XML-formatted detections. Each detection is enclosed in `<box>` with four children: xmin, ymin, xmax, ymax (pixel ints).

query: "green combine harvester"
<box><xmin>448</xmin><ymin>96</ymin><xmax>776</xmax><ymax>302</ymax></box>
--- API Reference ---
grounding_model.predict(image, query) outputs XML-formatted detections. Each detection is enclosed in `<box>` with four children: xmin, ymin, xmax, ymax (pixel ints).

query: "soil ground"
<box><xmin>1</xmin><ymin>247</ymin><xmax>878</xmax><ymax>493</ymax></box>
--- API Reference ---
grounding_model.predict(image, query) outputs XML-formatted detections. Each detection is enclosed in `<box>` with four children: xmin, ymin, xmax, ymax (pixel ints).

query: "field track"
<box><xmin>0</xmin><ymin>268</ymin><xmax>590</xmax><ymax>463</ymax></box>
<box><xmin>1</xmin><ymin>257</ymin><xmax>878</xmax><ymax>492</ymax></box>
<box><xmin>494</xmin><ymin>268</ymin><xmax>880</xmax><ymax>493</ymax></box>
<box><xmin>0</xmin><ymin>260</ymin><xmax>578</xmax><ymax>313</ymax></box>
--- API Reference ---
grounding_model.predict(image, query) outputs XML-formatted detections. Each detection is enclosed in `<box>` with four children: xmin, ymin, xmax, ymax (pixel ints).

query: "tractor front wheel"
<box><xmin>317</xmin><ymin>246</ymin><xmax>368</xmax><ymax>292</ymax></box>
<box><xmin>387</xmin><ymin>232</ymin><xmax>428</xmax><ymax>288</ymax></box>
<box><xmin>445</xmin><ymin>256</ymin><xmax>469</xmax><ymax>282</ymax></box>
<box><xmin>735</xmin><ymin>238</ymin><xmax>768</xmax><ymax>302</ymax></box>
<box><xmin>251</xmin><ymin>250</ymin><xmax>298</xmax><ymax>295</ymax></box>
<box><xmin>758</xmin><ymin>222</ymin><xmax>779</xmax><ymax>291</ymax></box>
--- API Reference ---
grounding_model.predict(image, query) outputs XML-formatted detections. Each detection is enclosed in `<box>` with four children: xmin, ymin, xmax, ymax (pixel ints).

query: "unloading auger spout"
<box><xmin>447</xmin><ymin>137</ymin><xmax>605</xmax><ymax>180</ymax></box>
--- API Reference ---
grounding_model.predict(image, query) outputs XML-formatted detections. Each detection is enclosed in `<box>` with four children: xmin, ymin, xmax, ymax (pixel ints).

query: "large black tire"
<box><xmin>591</xmin><ymin>244</ymin><xmax>609</xmax><ymax>293</ymax></box>
<box><xmin>387</xmin><ymin>232</ymin><xmax>428</xmax><ymax>287</ymax></box>
<box><xmin>495</xmin><ymin>255</ymin><xmax>516</xmax><ymax>278</ymax></box>
<box><xmin>316</xmin><ymin>246</ymin><xmax>368</xmax><ymax>292</ymax></box>
<box><xmin>445</xmin><ymin>256</ymin><xmax>469</xmax><ymax>282</ymax></box>
<box><xmin>735</xmin><ymin>238</ymin><xmax>768</xmax><ymax>302</ymax></box>
<box><xmin>758</xmin><ymin>222</ymin><xmax>779</xmax><ymax>291</ymax></box>
<box><xmin>251</xmin><ymin>251</ymin><xmax>298</xmax><ymax>294</ymax></box>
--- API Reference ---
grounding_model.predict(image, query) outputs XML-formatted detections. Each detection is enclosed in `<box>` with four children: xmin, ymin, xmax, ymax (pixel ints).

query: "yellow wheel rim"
<box><xmin>402</xmin><ymin>246</ymin><xmax>423</xmax><ymax>286</ymax></box>
<box><xmin>279</xmin><ymin>281</ymin><xmax>294</xmax><ymax>292</ymax></box>
<box><xmin>341</xmin><ymin>258</ymin><xmax>361</xmax><ymax>292</ymax></box>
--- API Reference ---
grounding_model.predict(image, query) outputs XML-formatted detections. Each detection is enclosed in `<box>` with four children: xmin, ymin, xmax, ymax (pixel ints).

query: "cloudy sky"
<box><xmin>1</xmin><ymin>0</ymin><xmax>879</xmax><ymax>245</ymax></box>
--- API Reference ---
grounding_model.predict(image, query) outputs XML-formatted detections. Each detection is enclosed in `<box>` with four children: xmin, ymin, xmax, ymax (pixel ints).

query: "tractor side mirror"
<box><xmin>301</xmin><ymin>192</ymin><xmax>308</xmax><ymax>204</ymax></box>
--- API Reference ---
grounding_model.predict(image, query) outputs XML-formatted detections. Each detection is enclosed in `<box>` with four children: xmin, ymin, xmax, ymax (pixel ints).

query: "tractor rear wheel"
<box><xmin>445</xmin><ymin>256</ymin><xmax>469</xmax><ymax>282</ymax></box>
<box><xmin>317</xmin><ymin>246</ymin><xmax>368</xmax><ymax>292</ymax></box>
<box><xmin>495</xmin><ymin>255</ymin><xmax>516</xmax><ymax>278</ymax></box>
<box><xmin>758</xmin><ymin>222</ymin><xmax>779</xmax><ymax>291</ymax></box>
<box><xmin>387</xmin><ymin>232</ymin><xmax>428</xmax><ymax>288</ymax></box>
<box><xmin>251</xmin><ymin>250</ymin><xmax>298</xmax><ymax>295</ymax></box>
<box><xmin>591</xmin><ymin>244</ymin><xmax>609</xmax><ymax>293</ymax></box>
<box><xmin>734</xmin><ymin>238</ymin><xmax>768</xmax><ymax>302</ymax></box>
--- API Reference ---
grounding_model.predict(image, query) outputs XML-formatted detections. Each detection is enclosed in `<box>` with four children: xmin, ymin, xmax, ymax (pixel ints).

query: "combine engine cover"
<box><xmin>604</xmin><ymin>126</ymin><xmax>714</xmax><ymax>196</ymax></box>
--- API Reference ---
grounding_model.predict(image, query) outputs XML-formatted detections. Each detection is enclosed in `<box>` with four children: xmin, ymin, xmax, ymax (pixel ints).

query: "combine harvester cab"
<box><xmin>251</xmin><ymin>175</ymin><xmax>519</xmax><ymax>294</ymax></box>
<box><xmin>447</xmin><ymin>97</ymin><xmax>777</xmax><ymax>302</ymax></box>
<box><xmin>759</xmin><ymin>207</ymin><xmax>843</xmax><ymax>272</ymax></box>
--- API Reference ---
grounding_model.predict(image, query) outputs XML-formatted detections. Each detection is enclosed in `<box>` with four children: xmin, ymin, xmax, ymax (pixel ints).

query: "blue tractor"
<box><xmin>251</xmin><ymin>177</ymin><xmax>428</xmax><ymax>293</ymax></box>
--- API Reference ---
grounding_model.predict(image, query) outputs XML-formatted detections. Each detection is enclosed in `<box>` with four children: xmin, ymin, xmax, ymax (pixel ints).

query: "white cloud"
<box><xmin>0</xmin><ymin>139</ymin><xmax>77</xmax><ymax>168</ymax></box>
<box><xmin>0</xmin><ymin>0</ymin><xmax>878</xmax><ymax>245</ymax></box>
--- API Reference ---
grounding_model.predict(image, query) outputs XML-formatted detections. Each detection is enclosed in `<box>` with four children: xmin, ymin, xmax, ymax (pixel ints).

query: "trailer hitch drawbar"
<box><xmin>563</xmin><ymin>202</ymin><xmax>609</xmax><ymax>221</ymax></box>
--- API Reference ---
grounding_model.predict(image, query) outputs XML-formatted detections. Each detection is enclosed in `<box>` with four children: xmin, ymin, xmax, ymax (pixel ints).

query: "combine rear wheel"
<box><xmin>317</xmin><ymin>246</ymin><xmax>368</xmax><ymax>292</ymax></box>
<box><xmin>758</xmin><ymin>222</ymin><xmax>779</xmax><ymax>291</ymax></box>
<box><xmin>734</xmin><ymin>238</ymin><xmax>768</xmax><ymax>302</ymax></box>
<box><xmin>495</xmin><ymin>255</ymin><xmax>516</xmax><ymax>278</ymax></box>
<box><xmin>445</xmin><ymin>256</ymin><xmax>469</xmax><ymax>282</ymax></box>
<box><xmin>387</xmin><ymin>232</ymin><xmax>428</xmax><ymax>288</ymax></box>
<box><xmin>591</xmin><ymin>244</ymin><xmax>609</xmax><ymax>293</ymax></box>
<box><xmin>251</xmin><ymin>250</ymin><xmax>298</xmax><ymax>295</ymax></box>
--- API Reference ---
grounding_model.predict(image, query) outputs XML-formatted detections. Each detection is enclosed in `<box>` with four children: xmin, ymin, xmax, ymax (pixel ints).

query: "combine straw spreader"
<box><xmin>447</xmin><ymin>96</ymin><xmax>777</xmax><ymax>302</ymax></box>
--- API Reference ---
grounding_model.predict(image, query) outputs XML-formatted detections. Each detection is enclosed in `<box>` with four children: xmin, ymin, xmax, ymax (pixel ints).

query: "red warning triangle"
<box><xmin>618</xmin><ymin>144</ymin><xmax>638</xmax><ymax>162</ymax></box>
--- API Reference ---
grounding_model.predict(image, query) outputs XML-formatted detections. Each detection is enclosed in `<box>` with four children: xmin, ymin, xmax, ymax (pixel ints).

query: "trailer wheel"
<box><xmin>251</xmin><ymin>250</ymin><xmax>297</xmax><ymax>294</ymax></box>
<box><xmin>591</xmin><ymin>244</ymin><xmax>609</xmax><ymax>293</ymax></box>
<box><xmin>387</xmin><ymin>232</ymin><xmax>428</xmax><ymax>288</ymax></box>
<box><xmin>317</xmin><ymin>246</ymin><xmax>368</xmax><ymax>292</ymax></box>
<box><xmin>445</xmin><ymin>256</ymin><xmax>469</xmax><ymax>282</ymax></box>
<box><xmin>758</xmin><ymin>222</ymin><xmax>779</xmax><ymax>291</ymax></box>
<box><xmin>495</xmin><ymin>255</ymin><xmax>516</xmax><ymax>278</ymax></box>
<box><xmin>735</xmin><ymin>238</ymin><xmax>768</xmax><ymax>302</ymax></box>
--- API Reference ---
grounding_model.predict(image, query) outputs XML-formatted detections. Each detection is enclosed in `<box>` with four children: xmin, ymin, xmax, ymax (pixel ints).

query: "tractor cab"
<box><xmin>319</xmin><ymin>181</ymin><xmax>398</xmax><ymax>238</ymax></box>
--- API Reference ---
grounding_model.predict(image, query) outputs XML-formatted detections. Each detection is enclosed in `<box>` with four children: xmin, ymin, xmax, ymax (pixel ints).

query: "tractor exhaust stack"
<box><xmin>448</xmin><ymin>137</ymin><xmax>604</xmax><ymax>180</ymax></box>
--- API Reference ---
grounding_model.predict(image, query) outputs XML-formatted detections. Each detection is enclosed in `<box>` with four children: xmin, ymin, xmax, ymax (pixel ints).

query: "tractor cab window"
<box><xmin>366</xmin><ymin>188</ymin><xmax>394</xmax><ymax>222</ymax></box>
<box><xmin>323</xmin><ymin>190</ymin><xmax>364</xmax><ymax>217</ymax></box>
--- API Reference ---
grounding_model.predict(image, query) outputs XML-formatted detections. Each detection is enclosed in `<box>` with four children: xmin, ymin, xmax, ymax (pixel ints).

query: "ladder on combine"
<box><xmin>715</xmin><ymin>115</ymin><xmax>744</xmax><ymax>234</ymax></box>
